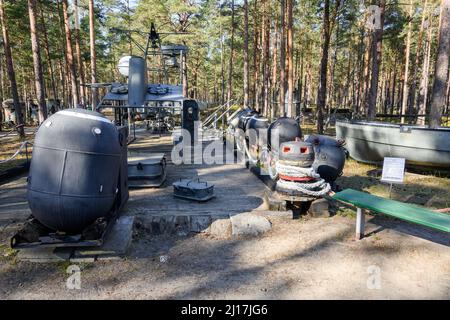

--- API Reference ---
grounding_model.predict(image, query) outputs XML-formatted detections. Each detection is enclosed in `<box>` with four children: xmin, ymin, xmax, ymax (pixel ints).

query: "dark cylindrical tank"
<box><xmin>267</xmin><ymin>117</ymin><xmax>302</xmax><ymax>153</ymax></box>
<box><xmin>304</xmin><ymin>134</ymin><xmax>346</xmax><ymax>182</ymax></box>
<box><xmin>228</xmin><ymin>108</ymin><xmax>250</xmax><ymax>129</ymax></box>
<box><xmin>27</xmin><ymin>109</ymin><xmax>123</xmax><ymax>233</ymax></box>
<box><xmin>245</xmin><ymin>114</ymin><xmax>269</xmax><ymax>147</ymax></box>
<box><xmin>237</xmin><ymin>108</ymin><xmax>258</xmax><ymax>131</ymax></box>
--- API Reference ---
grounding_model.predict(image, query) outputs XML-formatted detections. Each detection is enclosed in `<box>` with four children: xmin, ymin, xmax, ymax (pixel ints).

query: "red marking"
<box><xmin>279</xmin><ymin>175</ymin><xmax>316</xmax><ymax>182</ymax></box>
<box><xmin>300</xmin><ymin>147</ymin><xmax>308</xmax><ymax>153</ymax></box>
<box><xmin>283</xmin><ymin>146</ymin><xmax>291</xmax><ymax>153</ymax></box>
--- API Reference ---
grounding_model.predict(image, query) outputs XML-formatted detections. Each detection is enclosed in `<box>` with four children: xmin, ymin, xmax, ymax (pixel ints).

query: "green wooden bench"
<box><xmin>332</xmin><ymin>189</ymin><xmax>450</xmax><ymax>240</ymax></box>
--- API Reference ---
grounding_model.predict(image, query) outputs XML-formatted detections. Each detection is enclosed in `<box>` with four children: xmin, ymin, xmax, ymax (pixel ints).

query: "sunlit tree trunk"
<box><xmin>279</xmin><ymin>0</ymin><xmax>286</xmax><ymax>116</ymax></box>
<box><xmin>271</xmin><ymin>21</ymin><xmax>278</xmax><ymax>119</ymax></box>
<box><xmin>286</xmin><ymin>0</ymin><xmax>294</xmax><ymax>118</ymax></box>
<box><xmin>0</xmin><ymin>56</ymin><xmax>4</xmax><ymax>130</ymax></box>
<box><xmin>89</xmin><ymin>0</ymin><xmax>98</xmax><ymax>108</ymax></box>
<box><xmin>417</xmin><ymin>12</ymin><xmax>433</xmax><ymax>125</ymax></box>
<box><xmin>243</xmin><ymin>0</ymin><xmax>249</xmax><ymax>108</ymax></box>
<box><xmin>409</xmin><ymin>0</ymin><xmax>428</xmax><ymax>116</ymax></box>
<box><xmin>74</xmin><ymin>0</ymin><xmax>86</xmax><ymax>108</ymax></box>
<box><xmin>401</xmin><ymin>0</ymin><xmax>413</xmax><ymax>123</ymax></box>
<box><xmin>316</xmin><ymin>0</ymin><xmax>330</xmax><ymax>134</ymax></box>
<box><xmin>0</xmin><ymin>0</ymin><xmax>25</xmax><ymax>137</ymax></box>
<box><xmin>28</xmin><ymin>0</ymin><xmax>47</xmax><ymax>123</ymax></box>
<box><xmin>361</xmin><ymin>32</ymin><xmax>371</xmax><ymax>115</ymax></box>
<box><xmin>62</xmin><ymin>0</ymin><xmax>78</xmax><ymax>108</ymax></box>
<box><xmin>262</xmin><ymin>0</ymin><xmax>270</xmax><ymax>118</ymax></box>
<box><xmin>252</xmin><ymin>0</ymin><xmax>260</xmax><ymax>111</ymax></box>
<box><xmin>226</xmin><ymin>0</ymin><xmax>235</xmax><ymax>108</ymax></box>
<box><xmin>219</xmin><ymin>17</ymin><xmax>225</xmax><ymax>104</ymax></box>
<box><xmin>40</xmin><ymin>7</ymin><xmax>58</xmax><ymax>106</ymax></box>
<box><xmin>429</xmin><ymin>0</ymin><xmax>450</xmax><ymax>128</ymax></box>
<box><xmin>367</xmin><ymin>0</ymin><xmax>386</xmax><ymax>120</ymax></box>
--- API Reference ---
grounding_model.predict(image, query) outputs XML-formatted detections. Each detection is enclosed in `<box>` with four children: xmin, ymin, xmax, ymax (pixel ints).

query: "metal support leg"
<box><xmin>356</xmin><ymin>207</ymin><xmax>365</xmax><ymax>240</ymax></box>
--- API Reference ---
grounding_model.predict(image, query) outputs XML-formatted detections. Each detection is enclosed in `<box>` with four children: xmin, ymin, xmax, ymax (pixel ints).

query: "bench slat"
<box><xmin>332</xmin><ymin>189</ymin><xmax>450</xmax><ymax>233</ymax></box>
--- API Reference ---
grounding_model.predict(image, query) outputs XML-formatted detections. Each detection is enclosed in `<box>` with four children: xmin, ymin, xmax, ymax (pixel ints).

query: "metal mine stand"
<box><xmin>95</xmin><ymin>23</ymin><xmax>200</xmax><ymax>188</ymax></box>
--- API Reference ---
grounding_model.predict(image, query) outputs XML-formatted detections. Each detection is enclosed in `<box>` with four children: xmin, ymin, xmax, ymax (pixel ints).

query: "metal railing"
<box><xmin>202</xmin><ymin>100</ymin><xmax>236</xmax><ymax>129</ymax></box>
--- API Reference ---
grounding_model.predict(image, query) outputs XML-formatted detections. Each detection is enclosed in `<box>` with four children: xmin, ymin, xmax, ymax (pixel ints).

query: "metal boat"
<box><xmin>336</xmin><ymin>120</ymin><xmax>450</xmax><ymax>168</ymax></box>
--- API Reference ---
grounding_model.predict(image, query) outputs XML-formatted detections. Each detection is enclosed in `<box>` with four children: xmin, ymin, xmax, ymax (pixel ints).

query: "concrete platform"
<box><xmin>16</xmin><ymin>216</ymin><xmax>134</xmax><ymax>263</ymax></box>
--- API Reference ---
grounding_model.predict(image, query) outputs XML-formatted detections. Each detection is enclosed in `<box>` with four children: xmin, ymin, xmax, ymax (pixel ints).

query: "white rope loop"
<box><xmin>0</xmin><ymin>141</ymin><xmax>32</xmax><ymax>164</ymax></box>
<box><xmin>273</xmin><ymin>158</ymin><xmax>331</xmax><ymax>197</ymax></box>
<box><xmin>275</xmin><ymin>162</ymin><xmax>321</xmax><ymax>179</ymax></box>
<box><xmin>276</xmin><ymin>178</ymin><xmax>331</xmax><ymax>197</ymax></box>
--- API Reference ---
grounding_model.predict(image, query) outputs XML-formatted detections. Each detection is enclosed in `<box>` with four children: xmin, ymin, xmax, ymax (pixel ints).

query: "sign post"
<box><xmin>381</xmin><ymin>157</ymin><xmax>405</xmax><ymax>198</ymax></box>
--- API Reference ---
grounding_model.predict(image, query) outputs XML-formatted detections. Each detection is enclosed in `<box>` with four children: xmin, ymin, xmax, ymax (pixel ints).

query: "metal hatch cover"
<box><xmin>173</xmin><ymin>178</ymin><xmax>215</xmax><ymax>202</ymax></box>
<box><xmin>127</xmin><ymin>153</ymin><xmax>166</xmax><ymax>188</ymax></box>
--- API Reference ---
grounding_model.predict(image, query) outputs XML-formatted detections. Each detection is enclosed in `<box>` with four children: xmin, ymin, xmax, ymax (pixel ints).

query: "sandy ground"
<box><xmin>0</xmin><ymin>211</ymin><xmax>449</xmax><ymax>299</ymax></box>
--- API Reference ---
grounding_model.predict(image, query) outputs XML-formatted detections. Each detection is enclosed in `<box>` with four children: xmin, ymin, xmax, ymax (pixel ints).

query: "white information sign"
<box><xmin>381</xmin><ymin>157</ymin><xmax>405</xmax><ymax>184</ymax></box>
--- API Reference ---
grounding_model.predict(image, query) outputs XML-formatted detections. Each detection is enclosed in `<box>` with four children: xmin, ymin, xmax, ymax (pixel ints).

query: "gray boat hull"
<box><xmin>335</xmin><ymin>120</ymin><xmax>450</xmax><ymax>168</ymax></box>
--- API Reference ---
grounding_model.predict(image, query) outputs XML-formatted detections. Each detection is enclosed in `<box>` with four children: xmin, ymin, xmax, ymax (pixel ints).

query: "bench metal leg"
<box><xmin>356</xmin><ymin>207</ymin><xmax>365</xmax><ymax>240</ymax></box>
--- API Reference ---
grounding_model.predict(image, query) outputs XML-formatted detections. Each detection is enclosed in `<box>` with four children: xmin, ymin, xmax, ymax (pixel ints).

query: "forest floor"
<box><xmin>0</xmin><ymin>127</ymin><xmax>449</xmax><ymax>299</ymax></box>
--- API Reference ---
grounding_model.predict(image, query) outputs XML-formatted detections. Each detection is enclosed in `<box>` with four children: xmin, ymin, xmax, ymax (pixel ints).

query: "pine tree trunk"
<box><xmin>417</xmin><ymin>12</ymin><xmax>433</xmax><ymax>125</ymax></box>
<box><xmin>429</xmin><ymin>0</ymin><xmax>450</xmax><ymax>128</ymax></box>
<box><xmin>62</xmin><ymin>0</ymin><xmax>79</xmax><ymax>108</ymax></box>
<box><xmin>355</xmin><ymin>28</ymin><xmax>364</xmax><ymax>114</ymax></box>
<box><xmin>0</xmin><ymin>56</ymin><xmax>4</xmax><ymax>130</ymax></box>
<box><xmin>219</xmin><ymin>19</ymin><xmax>225</xmax><ymax>104</ymax></box>
<box><xmin>243</xmin><ymin>0</ymin><xmax>249</xmax><ymax>108</ymax></box>
<box><xmin>226</xmin><ymin>0</ymin><xmax>235</xmax><ymax>108</ymax></box>
<box><xmin>316</xmin><ymin>0</ymin><xmax>330</xmax><ymax>134</ymax></box>
<box><xmin>89</xmin><ymin>0</ymin><xmax>98</xmax><ymax>109</ymax></box>
<box><xmin>40</xmin><ymin>7</ymin><xmax>58</xmax><ymax>107</ymax></box>
<box><xmin>361</xmin><ymin>32</ymin><xmax>372</xmax><ymax>115</ymax></box>
<box><xmin>286</xmin><ymin>0</ymin><xmax>294</xmax><ymax>118</ymax></box>
<box><xmin>262</xmin><ymin>0</ymin><xmax>270</xmax><ymax>118</ymax></box>
<box><xmin>279</xmin><ymin>0</ymin><xmax>286</xmax><ymax>116</ymax></box>
<box><xmin>366</xmin><ymin>0</ymin><xmax>386</xmax><ymax>120</ymax></box>
<box><xmin>74</xmin><ymin>0</ymin><xmax>86</xmax><ymax>108</ymax></box>
<box><xmin>28</xmin><ymin>0</ymin><xmax>47</xmax><ymax>124</ymax></box>
<box><xmin>271</xmin><ymin>21</ymin><xmax>278</xmax><ymax>119</ymax></box>
<box><xmin>0</xmin><ymin>0</ymin><xmax>25</xmax><ymax>137</ymax></box>
<box><xmin>401</xmin><ymin>0</ymin><xmax>413</xmax><ymax>123</ymax></box>
<box><xmin>409</xmin><ymin>0</ymin><xmax>428</xmax><ymax>116</ymax></box>
<box><xmin>252</xmin><ymin>0</ymin><xmax>259</xmax><ymax>110</ymax></box>
<box><xmin>259</xmin><ymin>0</ymin><xmax>266</xmax><ymax>114</ymax></box>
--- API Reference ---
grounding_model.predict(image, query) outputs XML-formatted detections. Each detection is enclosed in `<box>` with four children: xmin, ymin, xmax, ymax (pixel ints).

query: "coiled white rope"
<box><xmin>0</xmin><ymin>141</ymin><xmax>32</xmax><ymax>164</ymax></box>
<box><xmin>271</xmin><ymin>159</ymin><xmax>331</xmax><ymax>197</ymax></box>
<box><xmin>276</xmin><ymin>179</ymin><xmax>331</xmax><ymax>197</ymax></box>
<box><xmin>275</xmin><ymin>162</ymin><xmax>321</xmax><ymax>179</ymax></box>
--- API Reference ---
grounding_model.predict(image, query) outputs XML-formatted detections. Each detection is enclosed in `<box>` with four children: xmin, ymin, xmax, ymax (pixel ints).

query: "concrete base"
<box><xmin>16</xmin><ymin>216</ymin><xmax>135</xmax><ymax>263</ymax></box>
<box><xmin>264</xmin><ymin>190</ymin><xmax>316</xmax><ymax>213</ymax></box>
<box><xmin>264</xmin><ymin>190</ymin><xmax>287</xmax><ymax>211</ymax></box>
<box><xmin>72</xmin><ymin>216</ymin><xmax>134</xmax><ymax>262</ymax></box>
<box><xmin>136</xmin><ymin>212</ymin><xmax>272</xmax><ymax>238</ymax></box>
<box><xmin>17</xmin><ymin>247</ymin><xmax>73</xmax><ymax>263</ymax></box>
<box><xmin>308</xmin><ymin>198</ymin><xmax>331</xmax><ymax>218</ymax></box>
